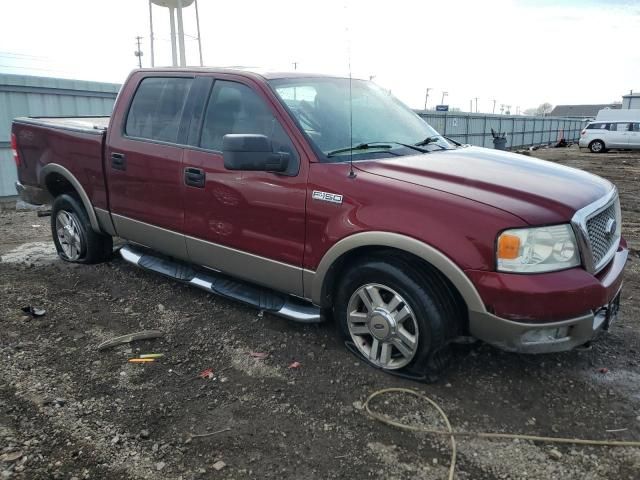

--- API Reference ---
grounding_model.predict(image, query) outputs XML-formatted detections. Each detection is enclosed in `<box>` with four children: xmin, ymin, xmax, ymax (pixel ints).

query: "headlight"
<box><xmin>496</xmin><ymin>225</ymin><xmax>580</xmax><ymax>273</ymax></box>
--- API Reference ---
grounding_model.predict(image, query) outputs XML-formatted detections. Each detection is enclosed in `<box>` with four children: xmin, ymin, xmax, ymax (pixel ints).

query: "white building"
<box><xmin>622</xmin><ymin>91</ymin><xmax>640</xmax><ymax>109</ymax></box>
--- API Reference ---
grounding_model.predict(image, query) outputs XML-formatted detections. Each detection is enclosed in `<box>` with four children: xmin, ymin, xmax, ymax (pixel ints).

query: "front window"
<box><xmin>269</xmin><ymin>77</ymin><xmax>453</xmax><ymax>161</ymax></box>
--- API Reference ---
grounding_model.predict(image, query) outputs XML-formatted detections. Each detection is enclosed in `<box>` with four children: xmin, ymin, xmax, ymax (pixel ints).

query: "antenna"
<box><xmin>348</xmin><ymin>62</ymin><xmax>355</xmax><ymax>178</ymax></box>
<box><xmin>345</xmin><ymin>3</ymin><xmax>355</xmax><ymax>179</ymax></box>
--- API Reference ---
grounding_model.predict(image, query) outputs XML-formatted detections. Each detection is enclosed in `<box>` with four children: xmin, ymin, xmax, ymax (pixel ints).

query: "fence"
<box><xmin>0</xmin><ymin>73</ymin><xmax>120</xmax><ymax>198</ymax></box>
<box><xmin>416</xmin><ymin>111</ymin><xmax>587</xmax><ymax>150</ymax></box>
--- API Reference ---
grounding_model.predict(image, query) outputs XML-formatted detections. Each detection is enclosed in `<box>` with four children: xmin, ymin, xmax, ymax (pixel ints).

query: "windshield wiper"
<box><xmin>327</xmin><ymin>141</ymin><xmax>428</xmax><ymax>158</ymax></box>
<box><xmin>414</xmin><ymin>136</ymin><xmax>446</xmax><ymax>150</ymax></box>
<box><xmin>326</xmin><ymin>142</ymin><xmax>393</xmax><ymax>158</ymax></box>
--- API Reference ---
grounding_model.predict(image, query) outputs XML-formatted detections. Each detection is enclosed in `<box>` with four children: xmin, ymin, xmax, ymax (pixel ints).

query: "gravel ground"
<box><xmin>1</xmin><ymin>145</ymin><xmax>640</xmax><ymax>479</ymax></box>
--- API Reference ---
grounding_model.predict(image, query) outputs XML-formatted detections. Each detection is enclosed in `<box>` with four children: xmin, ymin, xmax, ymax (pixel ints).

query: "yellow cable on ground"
<box><xmin>363</xmin><ymin>388</ymin><xmax>640</xmax><ymax>480</ymax></box>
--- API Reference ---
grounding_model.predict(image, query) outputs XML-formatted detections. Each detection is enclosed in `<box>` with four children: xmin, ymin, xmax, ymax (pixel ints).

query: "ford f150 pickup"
<box><xmin>12</xmin><ymin>68</ymin><xmax>627</xmax><ymax>378</ymax></box>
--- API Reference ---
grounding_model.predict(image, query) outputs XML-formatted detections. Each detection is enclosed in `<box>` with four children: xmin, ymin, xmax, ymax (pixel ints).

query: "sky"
<box><xmin>0</xmin><ymin>0</ymin><xmax>639</xmax><ymax>113</ymax></box>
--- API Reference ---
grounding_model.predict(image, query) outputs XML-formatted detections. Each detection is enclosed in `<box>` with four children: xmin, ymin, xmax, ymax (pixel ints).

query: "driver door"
<box><xmin>182</xmin><ymin>75</ymin><xmax>308</xmax><ymax>296</ymax></box>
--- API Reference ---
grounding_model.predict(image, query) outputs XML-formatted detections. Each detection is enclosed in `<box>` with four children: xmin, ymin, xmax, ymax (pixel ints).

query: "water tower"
<box><xmin>148</xmin><ymin>0</ymin><xmax>203</xmax><ymax>67</ymax></box>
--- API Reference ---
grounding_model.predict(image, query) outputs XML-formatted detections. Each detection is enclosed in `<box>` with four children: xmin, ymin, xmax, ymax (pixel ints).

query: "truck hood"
<box><xmin>355</xmin><ymin>146</ymin><xmax>613</xmax><ymax>225</ymax></box>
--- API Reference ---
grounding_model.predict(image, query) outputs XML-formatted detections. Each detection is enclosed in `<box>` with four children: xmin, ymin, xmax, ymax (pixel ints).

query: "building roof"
<box><xmin>548</xmin><ymin>104</ymin><xmax>621</xmax><ymax>118</ymax></box>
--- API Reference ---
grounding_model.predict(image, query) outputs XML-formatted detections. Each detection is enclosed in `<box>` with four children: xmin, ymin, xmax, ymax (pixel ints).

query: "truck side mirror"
<box><xmin>222</xmin><ymin>134</ymin><xmax>290</xmax><ymax>173</ymax></box>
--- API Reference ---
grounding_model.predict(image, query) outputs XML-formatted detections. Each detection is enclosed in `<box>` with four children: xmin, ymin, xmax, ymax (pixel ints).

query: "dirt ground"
<box><xmin>1</xmin><ymin>145</ymin><xmax>640</xmax><ymax>480</ymax></box>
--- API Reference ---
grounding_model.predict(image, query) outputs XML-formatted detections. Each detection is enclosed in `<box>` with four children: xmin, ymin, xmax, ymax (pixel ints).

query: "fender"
<box><xmin>39</xmin><ymin>163</ymin><xmax>103</xmax><ymax>234</ymax></box>
<box><xmin>304</xmin><ymin>231</ymin><xmax>487</xmax><ymax>314</ymax></box>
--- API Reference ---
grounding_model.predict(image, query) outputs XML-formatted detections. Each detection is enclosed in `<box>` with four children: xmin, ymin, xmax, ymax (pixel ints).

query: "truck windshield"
<box><xmin>269</xmin><ymin>77</ymin><xmax>453</xmax><ymax>160</ymax></box>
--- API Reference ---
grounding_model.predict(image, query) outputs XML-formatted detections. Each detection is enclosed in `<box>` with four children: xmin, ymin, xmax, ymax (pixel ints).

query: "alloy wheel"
<box><xmin>55</xmin><ymin>210</ymin><xmax>83</xmax><ymax>260</ymax></box>
<box><xmin>346</xmin><ymin>283</ymin><xmax>419</xmax><ymax>369</ymax></box>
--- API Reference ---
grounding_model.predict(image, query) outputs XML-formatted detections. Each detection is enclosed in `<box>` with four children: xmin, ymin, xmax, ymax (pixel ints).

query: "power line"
<box><xmin>0</xmin><ymin>51</ymin><xmax>47</xmax><ymax>59</ymax></box>
<box><xmin>0</xmin><ymin>64</ymin><xmax>73</xmax><ymax>73</ymax></box>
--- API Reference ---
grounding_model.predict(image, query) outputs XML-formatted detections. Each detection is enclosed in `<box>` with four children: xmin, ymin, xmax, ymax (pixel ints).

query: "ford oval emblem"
<box><xmin>605</xmin><ymin>218</ymin><xmax>616</xmax><ymax>237</ymax></box>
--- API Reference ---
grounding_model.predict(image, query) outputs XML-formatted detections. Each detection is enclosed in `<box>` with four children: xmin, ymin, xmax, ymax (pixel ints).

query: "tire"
<box><xmin>589</xmin><ymin>140</ymin><xmax>605</xmax><ymax>153</ymax></box>
<box><xmin>333</xmin><ymin>256</ymin><xmax>458</xmax><ymax>377</ymax></box>
<box><xmin>51</xmin><ymin>194</ymin><xmax>112</xmax><ymax>264</ymax></box>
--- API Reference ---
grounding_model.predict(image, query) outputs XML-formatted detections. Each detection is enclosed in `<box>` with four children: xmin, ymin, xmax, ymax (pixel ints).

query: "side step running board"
<box><xmin>119</xmin><ymin>244</ymin><xmax>321</xmax><ymax>323</ymax></box>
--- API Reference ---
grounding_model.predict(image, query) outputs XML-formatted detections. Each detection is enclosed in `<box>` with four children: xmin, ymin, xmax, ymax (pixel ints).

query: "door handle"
<box><xmin>184</xmin><ymin>167</ymin><xmax>205</xmax><ymax>188</ymax></box>
<box><xmin>111</xmin><ymin>152</ymin><xmax>126</xmax><ymax>170</ymax></box>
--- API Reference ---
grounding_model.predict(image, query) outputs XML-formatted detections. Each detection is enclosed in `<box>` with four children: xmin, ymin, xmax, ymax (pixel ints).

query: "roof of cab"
<box><xmin>131</xmin><ymin>66</ymin><xmax>354</xmax><ymax>81</ymax></box>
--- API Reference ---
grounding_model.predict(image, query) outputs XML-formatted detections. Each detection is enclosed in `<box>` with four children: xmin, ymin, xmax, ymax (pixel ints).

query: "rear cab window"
<box><xmin>125</xmin><ymin>77</ymin><xmax>193</xmax><ymax>143</ymax></box>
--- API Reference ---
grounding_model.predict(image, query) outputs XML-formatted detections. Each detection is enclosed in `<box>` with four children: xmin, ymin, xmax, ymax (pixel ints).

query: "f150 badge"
<box><xmin>312</xmin><ymin>190</ymin><xmax>343</xmax><ymax>204</ymax></box>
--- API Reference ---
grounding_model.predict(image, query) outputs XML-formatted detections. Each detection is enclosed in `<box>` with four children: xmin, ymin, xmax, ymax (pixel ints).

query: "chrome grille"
<box><xmin>585</xmin><ymin>200</ymin><xmax>620</xmax><ymax>270</ymax></box>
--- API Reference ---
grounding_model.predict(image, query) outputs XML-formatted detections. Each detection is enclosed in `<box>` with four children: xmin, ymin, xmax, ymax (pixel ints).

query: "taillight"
<box><xmin>11</xmin><ymin>133</ymin><xmax>21</xmax><ymax>166</ymax></box>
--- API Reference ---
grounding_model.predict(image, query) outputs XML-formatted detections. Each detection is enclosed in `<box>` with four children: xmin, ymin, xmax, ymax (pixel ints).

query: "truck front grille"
<box><xmin>585</xmin><ymin>199</ymin><xmax>620</xmax><ymax>271</ymax></box>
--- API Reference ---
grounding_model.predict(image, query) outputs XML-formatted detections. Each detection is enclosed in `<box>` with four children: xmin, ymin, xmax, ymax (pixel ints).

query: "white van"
<box><xmin>579</xmin><ymin>121</ymin><xmax>640</xmax><ymax>153</ymax></box>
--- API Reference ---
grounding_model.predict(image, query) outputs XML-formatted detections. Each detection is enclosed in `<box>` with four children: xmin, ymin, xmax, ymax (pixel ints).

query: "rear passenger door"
<box><xmin>629</xmin><ymin>122</ymin><xmax>640</xmax><ymax>148</ymax></box>
<box><xmin>181</xmin><ymin>75</ymin><xmax>308</xmax><ymax>296</ymax></box>
<box><xmin>106</xmin><ymin>74</ymin><xmax>193</xmax><ymax>260</ymax></box>
<box><xmin>608</xmin><ymin>122</ymin><xmax>631</xmax><ymax>148</ymax></box>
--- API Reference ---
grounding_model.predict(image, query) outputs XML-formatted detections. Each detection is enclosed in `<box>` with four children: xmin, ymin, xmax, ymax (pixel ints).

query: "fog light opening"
<box><xmin>521</xmin><ymin>327</ymin><xmax>570</xmax><ymax>344</ymax></box>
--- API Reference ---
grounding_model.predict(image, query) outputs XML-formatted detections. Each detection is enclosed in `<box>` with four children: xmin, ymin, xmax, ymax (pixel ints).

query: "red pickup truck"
<box><xmin>12</xmin><ymin>68</ymin><xmax>626</xmax><ymax>378</ymax></box>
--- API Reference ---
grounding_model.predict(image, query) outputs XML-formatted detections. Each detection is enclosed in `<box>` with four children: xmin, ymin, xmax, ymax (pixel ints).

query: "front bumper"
<box><xmin>15</xmin><ymin>181</ymin><xmax>51</xmax><ymax>205</ymax></box>
<box><xmin>469</xmin><ymin>292</ymin><xmax>620</xmax><ymax>353</ymax></box>
<box><xmin>466</xmin><ymin>244</ymin><xmax>627</xmax><ymax>353</ymax></box>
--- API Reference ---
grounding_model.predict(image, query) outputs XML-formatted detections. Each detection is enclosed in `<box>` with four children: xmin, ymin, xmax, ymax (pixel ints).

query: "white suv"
<box><xmin>579</xmin><ymin>121</ymin><xmax>640</xmax><ymax>153</ymax></box>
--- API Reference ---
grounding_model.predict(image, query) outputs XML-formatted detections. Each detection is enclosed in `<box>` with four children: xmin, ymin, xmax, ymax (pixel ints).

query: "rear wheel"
<box><xmin>589</xmin><ymin>140</ymin><xmax>605</xmax><ymax>153</ymax></box>
<box><xmin>334</xmin><ymin>256</ymin><xmax>458</xmax><ymax>377</ymax></box>
<box><xmin>51</xmin><ymin>194</ymin><xmax>112</xmax><ymax>264</ymax></box>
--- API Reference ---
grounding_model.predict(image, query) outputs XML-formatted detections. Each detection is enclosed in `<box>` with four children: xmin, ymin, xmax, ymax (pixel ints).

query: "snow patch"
<box><xmin>1</xmin><ymin>241</ymin><xmax>58</xmax><ymax>265</ymax></box>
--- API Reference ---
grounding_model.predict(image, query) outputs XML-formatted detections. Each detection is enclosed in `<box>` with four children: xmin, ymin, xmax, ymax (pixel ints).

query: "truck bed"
<box><xmin>12</xmin><ymin>115</ymin><xmax>110</xmax><ymax>211</ymax></box>
<box><xmin>14</xmin><ymin>116</ymin><xmax>110</xmax><ymax>134</ymax></box>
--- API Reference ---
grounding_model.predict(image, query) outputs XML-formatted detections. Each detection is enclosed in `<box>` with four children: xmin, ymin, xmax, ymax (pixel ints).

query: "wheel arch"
<box><xmin>305</xmin><ymin>232</ymin><xmax>486</xmax><ymax>314</ymax></box>
<box><xmin>39</xmin><ymin>164</ymin><xmax>102</xmax><ymax>233</ymax></box>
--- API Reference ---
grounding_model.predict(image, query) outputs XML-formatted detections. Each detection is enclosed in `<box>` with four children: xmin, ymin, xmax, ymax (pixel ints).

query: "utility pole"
<box><xmin>474</xmin><ymin>97</ymin><xmax>479</xmax><ymax>113</ymax></box>
<box><xmin>441</xmin><ymin>91</ymin><xmax>448</xmax><ymax>104</ymax></box>
<box><xmin>424</xmin><ymin>87</ymin><xmax>432</xmax><ymax>111</ymax></box>
<box><xmin>292</xmin><ymin>61</ymin><xmax>298</xmax><ymax>70</ymax></box>
<box><xmin>469</xmin><ymin>100</ymin><xmax>473</xmax><ymax>112</ymax></box>
<box><xmin>492</xmin><ymin>99</ymin><xmax>497</xmax><ymax>114</ymax></box>
<box><xmin>134</xmin><ymin>36</ymin><xmax>144</xmax><ymax>68</ymax></box>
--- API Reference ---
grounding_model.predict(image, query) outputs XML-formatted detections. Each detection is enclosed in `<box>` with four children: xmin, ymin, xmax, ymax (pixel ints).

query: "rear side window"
<box><xmin>633</xmin><ymin>123</ymin><xmax>640</xmax><ymax>131</ymax></box>
<box><xmin>613</xmin><ymin>122</ymin><xmax>630</xmax><ymax>132</ymax></box>
<box><xmin>199</xmin><ymin>81</ymin><xmax>298</xmax><ymax>167</ymax></box>
<box><xmin>125</xmin><ymin>77</ymin><xmax>193</xmax><ymax>143</ymax></box>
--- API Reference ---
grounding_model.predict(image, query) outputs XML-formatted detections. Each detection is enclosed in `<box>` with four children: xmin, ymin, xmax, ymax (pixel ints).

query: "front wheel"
<box><xmin>51</xmin><ymin>194</ymin><xmax>112</xmax><ymax>264</ymax></box>
<box><xmin>334</xmin><ymin>257</ymin><xmax>456</xmax><ymax>376</ymax></box>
